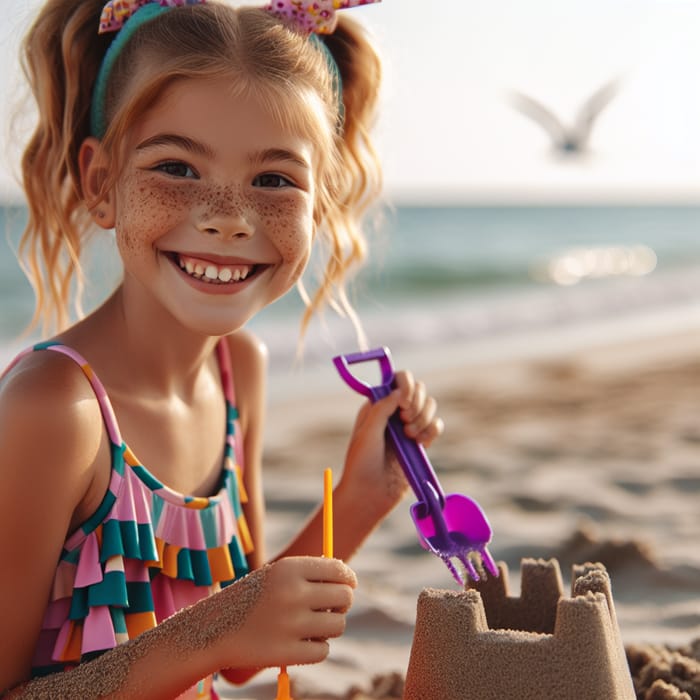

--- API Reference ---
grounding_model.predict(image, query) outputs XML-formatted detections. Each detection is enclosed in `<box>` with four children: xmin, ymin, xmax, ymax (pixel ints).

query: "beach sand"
<box><xmin>217</xmin><ymin>321</ymin><xmax>700</xmax><ymax>699</ymax></box>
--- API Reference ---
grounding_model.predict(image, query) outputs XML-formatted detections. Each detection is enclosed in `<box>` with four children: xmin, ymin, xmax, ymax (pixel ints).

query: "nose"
<box><xmin>199</xmin><ymin>220</ymin><xmax>253</xmax><ymax>239</ymax></box>
<box><xmin>195</xmin><ymin>186</ymin><xmax>254</xmax><ymax>240</ymax></box>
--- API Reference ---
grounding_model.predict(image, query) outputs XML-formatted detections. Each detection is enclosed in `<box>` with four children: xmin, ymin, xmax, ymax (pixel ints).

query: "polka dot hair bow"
<box><xmin>265</xmin><ymin>0</ymin><xmax>381</xmax><ymax>35</ymax></box>
<box><xmin>98</xmin><ymin>0</ymin><xmax>205</xmax><ymax>34</ymax></box>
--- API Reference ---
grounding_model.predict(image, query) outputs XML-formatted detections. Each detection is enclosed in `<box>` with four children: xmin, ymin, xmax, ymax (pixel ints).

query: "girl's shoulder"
<box><xmin>224</xmin><ymin>328</ymin><xmax>269</xmax><ymax>391</ymax></box>
<box><xmin>223</xmin><ymin>329</ymin><xmax>268</xmax><ymax>433</ymax></box>
<box><xmin>0</xmin><ymin>346</ymin><xmax>106</xmax><ymax>490</ymax></box>
<box><xmin>225</xmin><ymin>327</ymin><xmax>268</xmax><ymax>366</ymax></box>
<box><xmin>0</xmin><ymin>345</ymin><xmax>102</xmax><ymax>411</ymax></box>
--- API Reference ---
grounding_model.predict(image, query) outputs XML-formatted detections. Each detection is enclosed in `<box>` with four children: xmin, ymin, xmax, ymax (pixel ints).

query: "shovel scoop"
<box><xmin>333</xmin><ymin>347</ymin><xmax>498</xmax><ymax>586</ymax></box>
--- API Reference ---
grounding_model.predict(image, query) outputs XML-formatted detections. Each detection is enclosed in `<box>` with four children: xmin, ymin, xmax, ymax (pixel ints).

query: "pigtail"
<box><xmin>19</xmin><ymin>0</ymin><xmax>109</xmax><ymax>334</ymax></box>
<box><xmin>299</xmin><ymin>15</ymin><xmax>383</xmax><ymax>345</ymax></box>
<box><xmin>325</xmin><ymin>15</ymin><xmax>383</xmax><ymax>212</ymax></box>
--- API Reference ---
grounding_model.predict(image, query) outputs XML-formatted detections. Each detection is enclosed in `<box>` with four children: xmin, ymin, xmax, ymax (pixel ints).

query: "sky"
<box><xmin>3</xmin><ymin>0</ymin><xmax>700</xmax><ymax>204</ymax></box>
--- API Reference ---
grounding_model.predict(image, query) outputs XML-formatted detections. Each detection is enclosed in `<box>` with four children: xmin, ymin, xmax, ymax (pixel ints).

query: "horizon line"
<box><xmin>3</xmin><ymin>185</ymin><xmax>700</xmax><ymax>209</ymax></box>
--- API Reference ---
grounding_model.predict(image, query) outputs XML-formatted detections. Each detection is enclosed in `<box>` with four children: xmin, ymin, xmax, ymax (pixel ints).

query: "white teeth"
<box><xmin>177</xmin><ymin>255</ymin><xmax>252</xmax><ymax>283</ymax></box>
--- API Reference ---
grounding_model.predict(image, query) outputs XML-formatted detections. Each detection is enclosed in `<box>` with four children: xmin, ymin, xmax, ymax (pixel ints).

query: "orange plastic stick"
<box><xmin>323</xmin><ymin>468</ymin><xmax>333</xmax><ymax>558</ymax></box>
<box><xmin>275</xmin><ymin>469</ymin><xmax>334</xmax><ymax>700</ymax></box>
<box><xmin>276</xmin><ymin>665</ymin><xmax>292</xmax><ymax>700</ymax></box>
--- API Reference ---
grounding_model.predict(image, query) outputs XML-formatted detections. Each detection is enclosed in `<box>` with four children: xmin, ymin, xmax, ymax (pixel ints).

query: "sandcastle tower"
<box><xmin>404</xmin><ymin>558</ymin><xmax>635</xmax><ymax>700</ymax></box>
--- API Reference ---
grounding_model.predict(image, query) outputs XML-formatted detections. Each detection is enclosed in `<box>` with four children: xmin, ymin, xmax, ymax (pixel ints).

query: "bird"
<box><xmin>509</xmin><ymin>79</ymin><xmax>620</xmax><ymax>156</ymax></box>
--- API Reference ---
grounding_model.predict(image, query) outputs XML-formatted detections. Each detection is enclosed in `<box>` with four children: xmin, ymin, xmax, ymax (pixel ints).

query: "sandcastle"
<box><xmin>404</xmin><ymin>558</ymin><xmax>636</xmax><ymax>700</ymax></box>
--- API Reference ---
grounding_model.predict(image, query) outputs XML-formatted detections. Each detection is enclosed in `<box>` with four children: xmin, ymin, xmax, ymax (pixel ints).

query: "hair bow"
<box><xmin>98</xmin><ymin>0</ymin><xmax>379</xmax><ymax>36</ymax></box>
<box><xmin>98</xmin><ymin>0</ymin><xmax>205</xmax><ymax>34</ymax></box>
<box><xmin>265</xmin><ymin>0</ymin><xmax>381</xmax><ymax>35</ymax></box>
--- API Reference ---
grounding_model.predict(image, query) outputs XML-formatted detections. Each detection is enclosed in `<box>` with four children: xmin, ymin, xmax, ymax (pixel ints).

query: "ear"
<box><xmin>79</xmin><ymin>137</ymin><xmax>116</xmax><ymax>230</ymax></box>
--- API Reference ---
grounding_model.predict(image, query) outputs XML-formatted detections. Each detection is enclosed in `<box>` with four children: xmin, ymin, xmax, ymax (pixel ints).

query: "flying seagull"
<box><xmin>510</xmin><ymin>79</ymin><xmax>620</xmax><ymax>155</ymax></box>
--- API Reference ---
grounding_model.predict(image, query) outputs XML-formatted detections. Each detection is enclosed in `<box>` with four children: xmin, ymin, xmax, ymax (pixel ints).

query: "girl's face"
<box><xmin>110</xmin><ymin>77</ymin><xmax>318</xmax><ymax>336</ymax></box>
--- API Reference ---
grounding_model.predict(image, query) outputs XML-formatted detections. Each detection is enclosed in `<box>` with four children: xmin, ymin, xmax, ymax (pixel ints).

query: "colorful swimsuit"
<box><xmin>5</xmin><ymin>340</ymin><xmax>253</xmax><ymax>699</ymax></box>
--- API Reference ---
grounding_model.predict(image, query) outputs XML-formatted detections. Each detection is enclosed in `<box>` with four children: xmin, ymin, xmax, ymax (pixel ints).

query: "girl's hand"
<box><xmin>201</xmin><ymin>557</ymin><xmax>356</xmax><ymax>672</ymax></box>
<box><xmin>341</xmin><ymin>369</ymin><xmax>444</xmax><ymax>517</ymax></box>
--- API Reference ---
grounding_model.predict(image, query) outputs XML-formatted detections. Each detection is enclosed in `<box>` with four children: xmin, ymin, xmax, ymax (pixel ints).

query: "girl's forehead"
<box><xmin>130</xmin><ymin>76</ymin><xmax>329</xmax><ymax>150</ymax></box>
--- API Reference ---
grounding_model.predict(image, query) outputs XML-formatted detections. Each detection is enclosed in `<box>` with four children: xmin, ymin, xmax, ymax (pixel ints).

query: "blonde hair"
<box><xmin>19</xmin><ymin>0</ymin><xmax>382</xmax><ymax>337</ymax></box>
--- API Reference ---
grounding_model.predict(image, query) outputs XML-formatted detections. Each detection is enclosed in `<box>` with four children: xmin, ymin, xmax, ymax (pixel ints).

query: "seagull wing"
<box><xmin>509</xmin><ymin>91</ymin><xmax>568</xmax><ymax>148</ymax></box>
<box><xmin>574</xmin><ymin>79</ymin><xmax>620</xmax><ymax>146</ymax></box>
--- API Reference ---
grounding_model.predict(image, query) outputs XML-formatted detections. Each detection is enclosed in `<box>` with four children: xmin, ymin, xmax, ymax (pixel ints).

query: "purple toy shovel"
<box><xmin>333</xmin><ymin>347</ymin><xmax>498</xmax><ymax>586</ymax></box>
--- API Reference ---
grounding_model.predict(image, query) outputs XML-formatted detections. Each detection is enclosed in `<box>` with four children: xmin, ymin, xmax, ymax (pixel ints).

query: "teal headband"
<box><xmin>309</xmin><ymin>34</ymin><xmax>344</xmax><ymax>125</ymax></box>
<box><xmin>90</xmin><ymin>3</ymin><xmax>170</xmax><ymax>138</ymax></box>
<box><xmin>90</xmin><ymin>2</ymin><xmax>346</xmax><ymax>139</ymax></box>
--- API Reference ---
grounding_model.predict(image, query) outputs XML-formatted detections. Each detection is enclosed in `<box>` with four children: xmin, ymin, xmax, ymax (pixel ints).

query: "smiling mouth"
<box><xmin>170</xmin><ymin>253</ymin><xmax>263</xmax><ymax>284</ymax></box>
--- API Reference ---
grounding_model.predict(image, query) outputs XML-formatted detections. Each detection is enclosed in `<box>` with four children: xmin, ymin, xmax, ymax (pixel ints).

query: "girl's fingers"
<box><xmin>390</xmin><ymin>368</ymin><xmax>445</xmax><ymax>446</ymax></box>
<box><xmin>308</xmin><ymin>582</ymin><xmax>354</xmax><ymax>613</ymax></box>
<box><xmin>305</xmin><ymin>609</ymin><xmax>348</xmax><ymax>640</ymax></box>
<box><xmin>404</xmin><ymin>395</ymin><xmax>439</xmax><ymax>439</ymax></box>
<box><xmin>400</xmin><ymin>380</ymin><xmax>427</xmax><ymax>426</ymax></box>
<box><xmin>401</xmin><ymin>382</ymin><xmax>428</xmax><ymax>423</ymax></box>
<box><xmin>288</xmin><ymin>639</ymin><xmax>331</xmax><ymax>665</ymax></box>
<box><xmin>416</xmin><ymin>414</ymin><xmax>445</xmax><ymax>448</ymax></box>
<box><xmin>303</xmin><ymin>557</ymin><xmax>358</xmax><ymax>588</ymax></box>
<box><xmin>392</xmin><ymin>370</ymin><xmax>415</xmax><ymax>410</ymax></box>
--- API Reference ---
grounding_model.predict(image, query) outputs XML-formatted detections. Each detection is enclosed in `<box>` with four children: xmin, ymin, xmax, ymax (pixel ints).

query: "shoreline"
<box><xmin>263</xmin><ymin>295</ymin><xmax>700</xmax><ymax>403</ymax></box>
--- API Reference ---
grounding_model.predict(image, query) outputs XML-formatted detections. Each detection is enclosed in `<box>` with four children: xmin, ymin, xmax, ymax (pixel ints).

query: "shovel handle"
<box><xmin>333</xmin><ymin>347</ymin><xmax>446</xmax><ymax>512</ymax></box>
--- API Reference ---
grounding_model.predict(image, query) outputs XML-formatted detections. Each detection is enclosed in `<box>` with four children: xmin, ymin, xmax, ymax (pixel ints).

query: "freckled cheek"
<box><xmin>277</xmin><ymin>226</ymin><xmax>312</xmax><ymax>265</ymax></box>
<box><xmin>115</xmin><ymin>175</ymin><xmax>196</xmax><ymax>250</ymax></box>
<box><xmin>258</xmin><ymin>198</ymin><xmax>314</xmax><ymax>266</ymax></box>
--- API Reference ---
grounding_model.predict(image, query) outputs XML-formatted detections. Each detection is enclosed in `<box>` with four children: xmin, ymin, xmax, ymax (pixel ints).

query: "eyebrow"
<box><xmin>250</xmin><ymin>148</ymin><xmax>310</xmax><ymax>170</ymax></box>
<box><xmin>136</xmin><ymin>133</ymin><xmax>215</xmax><ymax>158</ymax></box>
<box><xmin>135</xmin><ymin>136</ymin><xmax>310</xmax><ymax>170</ymax></box>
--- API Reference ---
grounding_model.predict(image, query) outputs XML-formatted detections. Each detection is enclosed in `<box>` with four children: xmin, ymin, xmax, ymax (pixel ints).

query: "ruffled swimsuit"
<box><xmin>5</xmin><ymin>340</ymin><xmax>253</xmax><ymax>699</ymax></box>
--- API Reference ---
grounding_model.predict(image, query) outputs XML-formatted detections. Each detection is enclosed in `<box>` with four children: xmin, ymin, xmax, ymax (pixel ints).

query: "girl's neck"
<box><xmin>59</xmin><ymin>286</ymin><xmax>222</xmax><ymax>400</ymax></box>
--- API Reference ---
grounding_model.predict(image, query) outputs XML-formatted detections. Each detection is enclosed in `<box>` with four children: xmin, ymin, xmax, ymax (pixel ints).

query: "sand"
<box><xmin>404</xmin><ymin>559</ymin><xmax>635</xmax><ymax>699</ymax></box>
<box><xmin>216</xmin><ymin>321</ymin><xmax>700</xmax><ymax>699</ymax></box>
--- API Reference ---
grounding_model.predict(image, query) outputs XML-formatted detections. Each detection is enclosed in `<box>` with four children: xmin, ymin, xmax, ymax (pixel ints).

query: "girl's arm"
<box><xmin>5</xmin><ymin>557</ymin><xmax>356</xmax><ymax>699</ymax></box>
<box><xmin>224</xmin><ymin>331</ymin><xmax>443</xmax><ymax>566</ymax></box>
<box><xmin>273</xmin><ymin>371</ymin><xmax>443</xmax><ymax>563</ymax></box>
<box><xmin>0</xmin><ymin>354</ymin><xmax>107</xmax><ymax>693</ymax></box>
<box><xmin>3</xmin><ymin>613</ymin><xmax>214</xmax><ymax>699</ymax></box>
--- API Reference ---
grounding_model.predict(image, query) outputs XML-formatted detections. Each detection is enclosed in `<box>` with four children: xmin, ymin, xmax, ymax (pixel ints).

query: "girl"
<box><xmin>0</xmin><ymin>0</ymin><xmax>443</xmax><ymax>697</ymax></box>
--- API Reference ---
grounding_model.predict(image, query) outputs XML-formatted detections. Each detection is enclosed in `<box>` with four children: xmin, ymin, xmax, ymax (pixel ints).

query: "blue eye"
<box><xmin>252</xmin><ymin>173</ymin><xmax>294</xmax><ymax>188</ymax></box>
<box><xmin>155</xmin><ymin>161</ymin><xmax>198</xmax><ymax>178</ymax></box>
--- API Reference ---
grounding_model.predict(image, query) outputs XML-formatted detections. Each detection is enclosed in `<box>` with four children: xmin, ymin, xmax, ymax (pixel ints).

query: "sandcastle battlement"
<box><xmin>404</xmin><ymin>558</ymin><xmax>635</xmax><ymax>699</ymax></box>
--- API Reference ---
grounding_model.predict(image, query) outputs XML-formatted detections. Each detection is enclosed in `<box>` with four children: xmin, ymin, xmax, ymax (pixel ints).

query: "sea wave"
<box><xmin>248</xmin><ymin>262</ymin><xmax>700</xmax><ymax>375</ymax></box>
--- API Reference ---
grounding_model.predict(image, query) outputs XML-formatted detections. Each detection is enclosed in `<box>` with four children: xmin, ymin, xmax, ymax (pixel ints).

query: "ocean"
<box><xmin>3</xmin><ymin>204</ymin><xmax>700</xmax><ymax>370</ymax></box>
